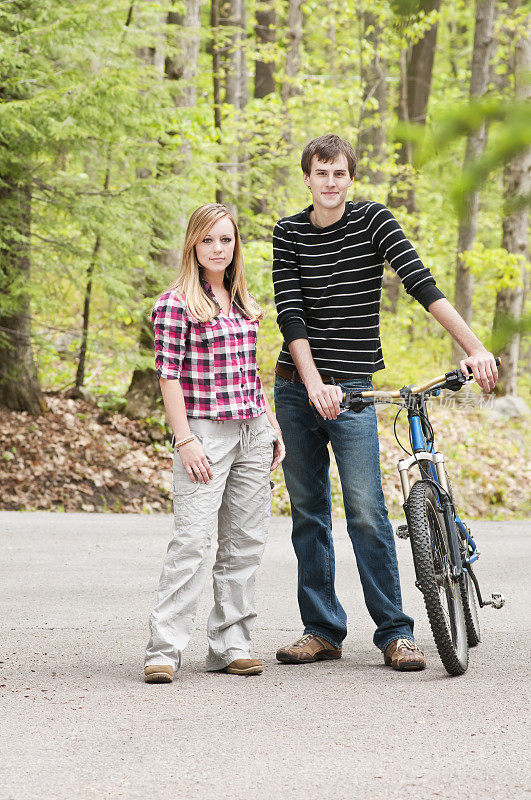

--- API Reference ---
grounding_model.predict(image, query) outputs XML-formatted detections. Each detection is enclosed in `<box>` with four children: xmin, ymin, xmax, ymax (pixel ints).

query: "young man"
<box><xmin>272</xmin><ymin>134</ymin><xmax>497</xmax><ymax>671</ymax></box>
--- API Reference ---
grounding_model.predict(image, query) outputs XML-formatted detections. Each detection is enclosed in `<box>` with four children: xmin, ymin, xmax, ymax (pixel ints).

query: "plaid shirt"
<box><xmin>152</xmin><ymin>285</ymin><xmax>266</xmax><ymax>420</ymax></box>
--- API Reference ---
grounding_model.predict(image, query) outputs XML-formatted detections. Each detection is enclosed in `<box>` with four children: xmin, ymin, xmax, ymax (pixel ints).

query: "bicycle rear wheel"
<box><xmin>461</xmin><ymin>567</ymin><xmax>481</xmax><ymax>646</ymax></box>
<box><xmin>406</xmin><ymin>481</ymin><xmax>469</xmax><ymax>675</ymax></box>
<box><xmin>446</xmin><ymin>478</ymin><xmax>481</xmax><ymax>648</ymax></box>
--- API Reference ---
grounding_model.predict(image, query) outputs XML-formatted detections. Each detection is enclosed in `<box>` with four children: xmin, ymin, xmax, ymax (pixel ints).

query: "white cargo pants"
<box><xmin>145</xmin><ymin>414</ymin><xmax>276</xmax><ymax>672</ymax></box>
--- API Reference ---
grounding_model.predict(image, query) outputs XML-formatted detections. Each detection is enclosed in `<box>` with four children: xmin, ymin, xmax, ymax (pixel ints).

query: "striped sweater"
<box><xmin>272</xmin><ymin>200</ymin><xmax>445</xmax><ymax>378</ymax></box>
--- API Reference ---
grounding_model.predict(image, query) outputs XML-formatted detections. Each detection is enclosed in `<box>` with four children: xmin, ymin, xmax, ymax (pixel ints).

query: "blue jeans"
<box><xmin>274</xmin><ymin>374</ymin><xmax>415</xmax><ymax>652</ymax></box>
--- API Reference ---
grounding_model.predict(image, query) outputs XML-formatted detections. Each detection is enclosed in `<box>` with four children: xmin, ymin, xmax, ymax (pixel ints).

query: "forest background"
<box><xmin>0</xmin><ymin>0</ymin><xmax>529</xmax><ymax>518</ymax></box>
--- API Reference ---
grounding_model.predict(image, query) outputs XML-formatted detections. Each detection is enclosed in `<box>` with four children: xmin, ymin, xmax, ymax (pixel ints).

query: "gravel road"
<box><xmin>0</xmin><ymin>512</ymin><xmax>529</xmax><ymax>800</ymax></box>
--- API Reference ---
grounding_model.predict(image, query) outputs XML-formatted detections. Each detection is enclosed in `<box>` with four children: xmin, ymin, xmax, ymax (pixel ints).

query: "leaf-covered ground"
<box><xmin>0</xmin><ymin>394</ymin><xmax>528</xmax><ymax>519</ymax></box>
<box><xmin>0</xmin><ymin>396</ymin><xmax>172</xmax><ymax>513</ymax></box>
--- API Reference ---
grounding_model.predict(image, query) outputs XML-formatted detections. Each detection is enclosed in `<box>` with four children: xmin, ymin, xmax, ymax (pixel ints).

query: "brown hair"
<box><xmin>301</xmin><ymin>135</ymin><xmax>357</xmax><ymax>178</ymax></box>
<box><xmin>169</xmin><ymin>203</ymin><xmax>264</xmax><ymax>323</ymax></box>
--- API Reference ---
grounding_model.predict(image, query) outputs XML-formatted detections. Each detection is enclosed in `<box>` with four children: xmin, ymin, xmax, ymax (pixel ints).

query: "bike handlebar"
<box><xmin>341</xmin><ymin>358</ymin><xmax>501</xmax><ymax>406</ymax></box>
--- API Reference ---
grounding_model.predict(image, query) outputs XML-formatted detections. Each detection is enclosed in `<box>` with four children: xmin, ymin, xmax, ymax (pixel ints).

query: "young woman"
<box><xmin>144</xmin><ymin>203</ymin><xmax>285</xmax><ymax>683</ymax></box>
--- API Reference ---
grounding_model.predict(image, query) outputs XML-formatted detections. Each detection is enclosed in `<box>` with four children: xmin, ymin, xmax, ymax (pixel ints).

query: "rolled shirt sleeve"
<box><xmin>152</xmin><ymin>291</ymin><xmax>189</xmax><ymax>379</ymax></box>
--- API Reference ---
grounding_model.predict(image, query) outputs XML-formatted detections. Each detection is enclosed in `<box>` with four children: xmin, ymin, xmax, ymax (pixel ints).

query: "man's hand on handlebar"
<box><xmin>307</xmin><ymin>380</ymin><xmax>344</xmax><ymax>420</ymax></box>
<box><xmin>459</xmin><ymin>350</ymin><xmax>498</xmax><ymax>393</ymax></box>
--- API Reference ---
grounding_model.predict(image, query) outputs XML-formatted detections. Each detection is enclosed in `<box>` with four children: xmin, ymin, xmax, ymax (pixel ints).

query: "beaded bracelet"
<box><xmin>175</xmin><ymin>435</ymin><xmax>195</xmax><ymax>450</ymax></box>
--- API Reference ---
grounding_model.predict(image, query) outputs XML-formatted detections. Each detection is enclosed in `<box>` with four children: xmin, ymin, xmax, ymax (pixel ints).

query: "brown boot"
<box><xmin>384</xmin><ymin>639</ymin><xmax>426</xmax><ymax>671</ymax></box>
<box><xmin>222</xmin><ymin>659</ymin><xmax>263</xmax><ymax>675</ymax></box>
<box><xmin>276</xmin><ymin>634</ymin><xmax>342</xmax><ymax>664</ymax></box>
<box><xmin>144</xmin><ymin>665</ymin><xmax>174</xmax><ymax>683</ymax></box>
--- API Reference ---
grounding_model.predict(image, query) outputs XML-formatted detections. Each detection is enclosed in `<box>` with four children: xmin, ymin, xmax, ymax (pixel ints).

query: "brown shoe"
<box><xmin>222</xmin><ymin>659</ymin><xmax>263</xmax><ymax>676</ymax></box>
<box><xmin>276</xmin><ymin>634</ymin><xmax>342</xmax><ymax>664</ymax></box>
<box><xmin>144</xmin><ymin>665</ymin><xmax>174</xmax><ymax>683</ymax></box>
<box><xmin>384</xmin><ymin>639</ymin><xmax>426</xmax><ymax>671</ymax></box>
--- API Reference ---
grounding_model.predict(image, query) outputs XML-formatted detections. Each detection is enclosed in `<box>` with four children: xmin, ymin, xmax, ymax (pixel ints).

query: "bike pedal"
<box><xmin>395</xmin><ymin>524</ymin><xmax>409</xmax><ymax>540</ymax></box>
<box><xmin>490</xmin><ymin>592</ymin><xmax>505</xmax><ymax>609</ymax></box>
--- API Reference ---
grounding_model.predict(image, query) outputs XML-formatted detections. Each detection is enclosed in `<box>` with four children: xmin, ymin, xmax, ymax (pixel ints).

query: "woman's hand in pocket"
<box><xmin>179</xmin><ymin>439</ymin><xmax>213</xmax><ymax>484</ymax></box>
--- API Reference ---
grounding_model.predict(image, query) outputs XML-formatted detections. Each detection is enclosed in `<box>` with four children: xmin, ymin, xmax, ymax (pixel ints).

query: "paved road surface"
<box><xmin>0</xmin><ymin>513</ymin><xmax>529</xmax><ymax>800</ymax></box>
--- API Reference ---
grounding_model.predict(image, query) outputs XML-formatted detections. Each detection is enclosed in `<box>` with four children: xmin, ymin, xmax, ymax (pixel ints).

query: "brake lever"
<box><xmin>341</xmin><ymin>390</ymin><xmax>368</xmax><ymax>413</ymax></box>
<box><xmin>444</xmin><ymin>368</ymin><xmax>470</xmax><ymax>392</ymax></box>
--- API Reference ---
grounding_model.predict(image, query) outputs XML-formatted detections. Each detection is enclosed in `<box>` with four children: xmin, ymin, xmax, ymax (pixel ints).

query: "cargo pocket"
<box><xmin>265</xmin><ymin>422</ymin><xmax>278</xmax><ymax>444</ymax></box>
<box><xmin>172</xmin><ymin>434</ymin><xmax>209</xmax><ymax>497</ymax></box>
<box><xmin>255</xmin><ymin>422</ymin><xmax>276</xmax><ymax>473</ymax></box>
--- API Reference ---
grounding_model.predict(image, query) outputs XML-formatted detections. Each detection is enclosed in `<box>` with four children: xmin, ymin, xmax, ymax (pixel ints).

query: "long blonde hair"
<box><xmin>170</xmin><ymin>204</ymin><xmax>264</xmax><ymax>323</ymax></box>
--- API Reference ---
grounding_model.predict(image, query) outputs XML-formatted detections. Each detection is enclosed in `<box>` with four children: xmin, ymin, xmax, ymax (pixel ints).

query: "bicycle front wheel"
<box><xmin>406</xmin><ymin>481</ymin><xmax>469</xmax><ymax>675</ymax></box>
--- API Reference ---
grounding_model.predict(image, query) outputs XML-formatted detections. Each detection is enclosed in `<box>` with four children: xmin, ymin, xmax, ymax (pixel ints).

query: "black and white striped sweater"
<box><xmin>272</xmin><ymin>200</ymin><xmax>445</xmax><ymax>378</ymax></box>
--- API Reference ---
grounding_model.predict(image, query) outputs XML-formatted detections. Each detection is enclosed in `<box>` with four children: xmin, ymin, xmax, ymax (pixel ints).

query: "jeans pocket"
<box><xmin>274</xmin><ymin>375</ymin><xmax>292</xmax><ymax>392</ymax></box>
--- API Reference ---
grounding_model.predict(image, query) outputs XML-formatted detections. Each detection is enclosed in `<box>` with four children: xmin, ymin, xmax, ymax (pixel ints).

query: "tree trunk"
<box><xmin>282</xmin><ymin>0</ymin><xmax>304</xmax><ymax>103</ymax></box>
<box><xmin>221</xmin><ymin>0</ymin><xmax>246</xmax><ymax>109</ymax></box>
<box><xmin>212</xmin><ymin>0</ymin><xmax>247</xmax><ymax>213</ymax></box>
<box><xmin>388</xmin><ymin>0</ymin><xmax>442</xmax><ymax>217</ymax></box>
<box><xmin>166</xmin><ymin>2</ymin><xmax>202</xmax><ymax>106</ymax></box>
<box><xmin>126</xmin><ymin>2</ymin><xmax>201</xmax><ymax>419</ymax></box>
<box><xmin>275</xmin><ymin>0</ymin><xmax>304</xmax><ymax>217</ymax></box>
<box><xmin>251</xmin><ymin>2</ymin><xmax>277</xmax><ymax>219</ymax></box>
<box><xmin>239</xmin><ymin>0</ymin><xmax>249</xmax><ymax>110</ymax></box>
<box><xmin>165</xmin><ymin>0</ymin><xmax>202</xmax><ymax>236</ymax></box>
<box><xmin>74</xmin><ymin>159</ymin><xmax>111</xmax><ymax>392</ymax></box>
<box><xmin>385</xmin><ymin>1</ymin><xmax>441</xmax><ymax>311</ymax></box>
<box><xmin>212</xmin><ymin>0</ymin><xmax>223</xmax><ymax>204</ymax></box>
<box><xmin>406</xmin><ymin>0</ymin><xmax>442</xmax><ymax>126</ymax></box>
<box><xmin>0</xmin><ymin>180</ymin><xmax>45</xmax><ymax>414</ymax></box>
<box><xmin>74</xmin><ymin>234</ymin><xmax>101</xmax><ymax>391</ymax></box>
<box><xmin>452</xmin><ymin>0</ymin><xmax>496</xmax><ymax>363</ymax></box>
<box><xmin>492</xmin><ymin>5</ymin><xmax>530</xmax><ymax>395</ymax></box>
<box><xmin>254</xmin><ymin>2</ymin><xmax>276</xmax><ymax>99</ymax></box>
<box><xmin>0</xmin><ymin>2</ymin><xmax>45</xmax><ymax>413</ymax></box>
<box><xmin>357</xmin><ymin>12</ymin><xmax>387</xmax><ymax>185</ymax></box>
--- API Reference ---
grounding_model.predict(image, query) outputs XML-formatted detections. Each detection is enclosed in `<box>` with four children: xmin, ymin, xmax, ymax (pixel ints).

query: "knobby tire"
<box><xmin>406</xmin><ymin>481</ymin><xmax>469</xmax><ymax>676</ymax></box>
<box><xmin>461</xmin><ymin>569</ymin><xmax>481</xmax><ymax>646</ymax></box>
<box><xmin>445</xmin><ymin>474</ymin><xmax>481</xmax><ymax>648</ymax></box>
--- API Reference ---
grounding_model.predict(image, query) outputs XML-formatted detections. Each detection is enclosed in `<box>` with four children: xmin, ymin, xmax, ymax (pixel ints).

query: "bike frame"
<box><xmin>397</xmin><ymin>396</ymin><xmax>464</xmax><ymax>580</ymax></box>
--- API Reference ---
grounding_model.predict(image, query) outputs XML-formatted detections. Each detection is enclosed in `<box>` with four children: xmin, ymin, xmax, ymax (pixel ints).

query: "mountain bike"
<box><xmin>341</xmin><ymin>362</ymin><xmax>505</xmax><ymax>675</ymax></box>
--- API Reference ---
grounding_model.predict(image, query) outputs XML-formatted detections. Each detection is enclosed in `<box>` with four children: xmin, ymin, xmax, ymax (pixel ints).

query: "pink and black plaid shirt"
<box><xmin>152</xmin><ymin>285</ymin><xmax>266</xmax><ymax>420</ymax></box>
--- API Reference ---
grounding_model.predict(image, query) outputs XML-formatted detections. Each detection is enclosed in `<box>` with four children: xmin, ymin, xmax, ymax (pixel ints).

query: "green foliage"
<box><xmin>395</xmin><ymin>98</ymin><xmax>531</xmax><ymax>217</ymax></box>
<box><xmin>0</xmin><ymin>0</ymin><xmax>528</xmax><ymax>403</ymax></box>
<box><xmin>490</xmin><ymin>312</ymin><xmax>531</xmax><ymax>353</ymax></box>
<box><xmin>460</xmin><ymin>242</ymin><xmax>528</xmax><ymax>293</ymax></box>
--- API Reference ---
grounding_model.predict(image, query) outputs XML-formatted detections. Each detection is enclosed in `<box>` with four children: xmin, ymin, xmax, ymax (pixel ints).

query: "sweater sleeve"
<box><xmin>365</xmin><ymin>203</ymin><xmax>445</xmax><ymax>310</ymax></box>
<box><xmin>272</xmin><ymin>221</ymin><xmax>308</xmax><ymax>344</ymax></box>
<box><xmin>152</xmin><ymin>291</ymin><xmax>189</xmax><ymax>379</ymax></box>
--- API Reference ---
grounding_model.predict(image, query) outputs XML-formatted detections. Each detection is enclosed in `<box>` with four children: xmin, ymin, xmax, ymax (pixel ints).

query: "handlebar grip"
<box><xmin>464</xmin><ymin>356</ymin><xmax>501</xmax><ymax>375</ymax></box>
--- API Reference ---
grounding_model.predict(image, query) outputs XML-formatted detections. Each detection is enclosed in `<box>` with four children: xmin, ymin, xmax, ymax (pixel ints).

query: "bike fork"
<box><xmin>397</xmin><ymin>451</ymin><xmax>462</xmax><ymax>579</ymax></box>
<box><xmin>440</xmin><ymin>500</ymin><xmax>463</xmax><ymax>579</ymax></box>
